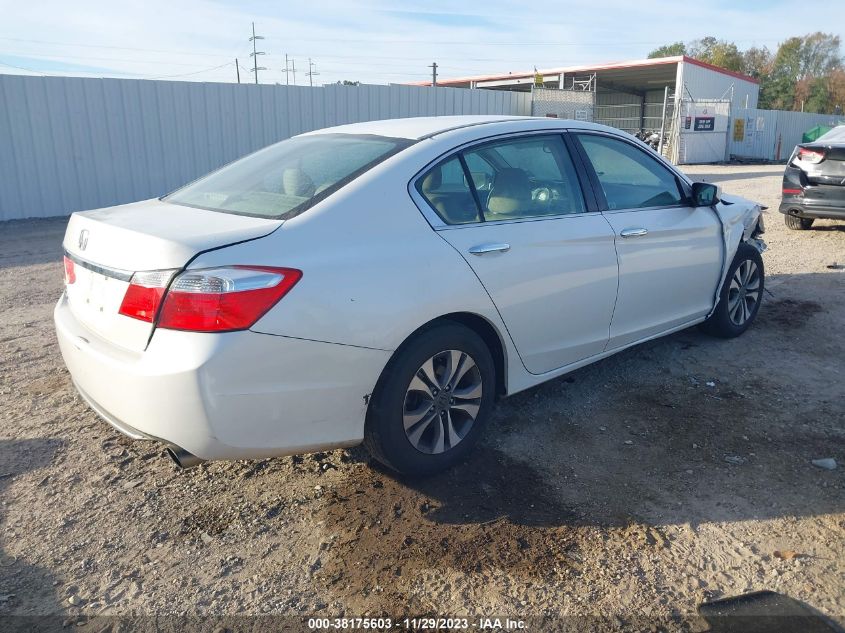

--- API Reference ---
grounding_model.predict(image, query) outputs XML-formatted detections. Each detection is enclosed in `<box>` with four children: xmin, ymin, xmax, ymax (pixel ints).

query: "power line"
<box><xmin>134</xmin><ymin>61</ymin><xmax>235</xmax><ymax>80</ymax></box>
<box><xmin>0</xmin><ymin>57</ymin><xmax>235</xmax><ymax>81</ymax></box>
<box><xmin>249</xmin><ymin>22</ymin><xmax>266</xmax><ymax>84</ymax></box>
<box><xmin>0</xmin><ymin>36</ymin><xmax>240</xmax><ymax>58</ymax></box>
<box><xmin>261</xmin><ymin>35</ymin><xmax>791</xmax><ymax>46</ymax></box>
<box><xmin>0</xmin><ymin>34</ymin><xmax>794</xmax><ymax>63</ymax></box>
<box><xmin>57</xmin><ymin>50</ymin><xmax>417</xmax><ymax>69</ymax></box>
<box><xmin>0</xmin><ymin>49</ymin><xmax>614</xmax><ymax>78</ymax></box>
<box><xmin>0</xmin><ymin>59</ymin><xmax>47</xmax><ymax>75</ymax></box>
<box><xmin>0</xmin><ymin>50</ymin><xmax>240</xmax><ymax>68</ymax></box>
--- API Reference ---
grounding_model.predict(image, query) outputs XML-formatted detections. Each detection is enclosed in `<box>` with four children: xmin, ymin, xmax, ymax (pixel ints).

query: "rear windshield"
<box><xmin>166</xmin><ymin>133</ymin><xmax>413</xmax><ymax>219</ymax></box>
<box><xmin>817</xmin><ymin>126</ymin><xmax>845</xmax><ymax>143</ymax></box>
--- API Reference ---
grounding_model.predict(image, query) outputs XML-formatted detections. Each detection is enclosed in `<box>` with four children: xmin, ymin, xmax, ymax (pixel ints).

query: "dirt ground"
<box><xmin>1</xmin><ymin>164</ymin><xmax>843</xmax><ymax>631</ymax></box>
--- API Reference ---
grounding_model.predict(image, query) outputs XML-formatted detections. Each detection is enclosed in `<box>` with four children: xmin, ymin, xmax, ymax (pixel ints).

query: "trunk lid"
<box><xmin>795</xmin><ymin>142</ymin><xmax>845</xmax><ymax>186</ymax></box>
<box><xmin>63</xmin><ymin>198</ymin><xmax>282</xmax><ymax>351</ymax></box>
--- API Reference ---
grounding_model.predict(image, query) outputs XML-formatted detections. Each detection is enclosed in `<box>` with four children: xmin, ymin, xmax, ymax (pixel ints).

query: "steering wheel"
<box><xmin>531</xmin><ymin>187</ymin><xmax>552</xmax><ymax>202</ymax></box>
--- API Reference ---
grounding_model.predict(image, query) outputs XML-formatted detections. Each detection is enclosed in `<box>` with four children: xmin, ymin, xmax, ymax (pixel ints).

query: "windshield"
<box><xmin>166</xmin><ymin>133</ymin><xmax>413</xmax><ymax>219</ymax></box>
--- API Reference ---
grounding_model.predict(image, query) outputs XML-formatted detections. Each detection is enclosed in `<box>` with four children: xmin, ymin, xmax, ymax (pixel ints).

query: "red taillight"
<box><xmin>782</xmin><ymin>188</ymin><xmax>803</xmax><ymax>195</ymax></box>
<box><xmin>118</xmin><ymin>270</ymin><xmax>175</xmax><ymax>322</ymax></box>
<box><xmin>798</xmin><ymin>147</ymin><xmax>826</xmax><ymax>164</ymax></box>
<box><xmin>157</xmin><ymin>266</ymin><xmax>302</xmax><ymax>332</ymax></box>
<box><xmin>63</xmin><ymin>256</ymin><xmax>76</xmax><ymax>285</ymax></box>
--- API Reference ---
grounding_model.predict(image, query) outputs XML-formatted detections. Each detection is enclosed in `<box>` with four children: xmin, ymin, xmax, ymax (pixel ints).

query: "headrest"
<box><xmin>282</xmin><ymin>168</ymin><xmax>316</xmax><ymax>197</ymax></box>
<box><xmin>487</xmin><ymin>168</ymin><xmax>531</xmax><ymax>214</ymax></box>
<box><xmin>491</xmin><ymin>168</ymin><xmax>530</xmax><ymax>194</ymax></box>
<box><xmin>421</xmin><ymin>167</ymin><xmax>442</xmax><ymax>194</ymax></box>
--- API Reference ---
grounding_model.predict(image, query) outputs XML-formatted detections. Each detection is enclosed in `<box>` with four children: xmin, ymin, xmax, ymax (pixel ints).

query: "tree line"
<box><xmin>648</xmin><ymin>33</ymin><xmax>844</xmax><ymax>114</ymax></box>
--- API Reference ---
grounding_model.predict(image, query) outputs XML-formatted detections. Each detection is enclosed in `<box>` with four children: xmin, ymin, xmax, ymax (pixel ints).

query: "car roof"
<box><xmin>298</xmin><ymin>115</ymin><xmax>608</xmax><ymax>141</ymax></box>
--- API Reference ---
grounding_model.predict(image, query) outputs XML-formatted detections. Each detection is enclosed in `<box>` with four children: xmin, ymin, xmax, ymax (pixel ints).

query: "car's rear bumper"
<box><xmin>54</xmin><ymin>292</ymin><xmax>391</xmax><ymax>461</ymax></box>
<box><xmin>781</xmin><ymin>164</ymin><xmax>845</xmax><ymax>220</ymax></box>
<box><xmin>779</xmin><ymin>200</ymin><xmax>845</xmax><ymax>220</ymax></box>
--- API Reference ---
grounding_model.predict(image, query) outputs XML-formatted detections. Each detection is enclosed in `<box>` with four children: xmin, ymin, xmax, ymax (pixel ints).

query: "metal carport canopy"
<box><xmin>412</xmin><ymin>56</ymin><xmax>683</xmax><ymax>91</ymax></box>
<box><xmin>590</xmin><ymin>62</ymin><xmax>678</xmax><ymax>94</ymax></box>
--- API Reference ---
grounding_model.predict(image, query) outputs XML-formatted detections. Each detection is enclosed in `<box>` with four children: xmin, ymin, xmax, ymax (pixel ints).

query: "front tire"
<box><xmin>784</xmin><ymin>214</ymin><xmax>814</xmax><ymax>230</ymax></box>
<box><xmin>700</xmin><ymin>243</ymin><xmax>764</xmax><ymax>339</ymax></box>
<box><xmin>364</xmin><ymin>322</ymin><xmax>495</xmax><ymax>476</ymax></box>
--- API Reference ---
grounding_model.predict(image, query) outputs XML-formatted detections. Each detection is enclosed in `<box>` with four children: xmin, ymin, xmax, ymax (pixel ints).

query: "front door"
<box><xmin>573</xmin><ymin>132</ymin><xmax>723</xmax><ymax>349</ymax></box>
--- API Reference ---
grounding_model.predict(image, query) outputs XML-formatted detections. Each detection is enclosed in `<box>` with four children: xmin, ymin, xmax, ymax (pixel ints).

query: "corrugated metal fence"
<box><xmin>0</xmin><ymin>75</ymin><xmax>532</xmax><ymax>221</ymax></box>
<box><xmin>727</xmin><ymin>108</ymin><xmax>843</xmax><ymax>161</ymax></box>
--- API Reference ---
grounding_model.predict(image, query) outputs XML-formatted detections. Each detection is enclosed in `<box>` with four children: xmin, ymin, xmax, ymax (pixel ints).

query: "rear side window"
<box><xmin>415</xmin><ymin>157</ymin><xmax>482</xmax><ymax>225</ymax></box>
<box><xmin>466</xmin><ymin>136</ymin><xmax>585</xmax><ymax>220</ymax></box>
<box><xmin>166</xmin><ymin>134</ymin><xmax>412</xmax><ymax>219</ymax></box>
<box><xmin>416</xmin><ymin>134</ymin><xmax>586</xmax><ymax>225</ymax></box>
<box><xmin>817</xmin><ymin>126</ymin><xmax>845</xmax><ymax>142</ymax></box>
<box><xmin>575</xmin><ymin>134</ymin><xmax>684</xmax><ymax>210</ymax></box>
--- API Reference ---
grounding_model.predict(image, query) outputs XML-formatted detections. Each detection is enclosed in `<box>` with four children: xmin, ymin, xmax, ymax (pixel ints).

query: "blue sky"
<box><xmin>0</xmin><ymin>0</ymin><xmax>842</xmax><ymax>85</ymax></box>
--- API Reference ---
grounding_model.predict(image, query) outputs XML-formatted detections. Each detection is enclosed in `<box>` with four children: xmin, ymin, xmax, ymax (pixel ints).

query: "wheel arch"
<box><xmin>438</xmin><ymin>312</ymin><xmax>508</xmax><ymax>397</ymax></box>
<box><xmin>707</xmin><ymin>200</ymin><xmax>767</xmax><ymax>320</ymax></box>
<box><xmin>380</xmin><ymin>312</ymin><xmax>509</xmax><ymax>398</ymax></box>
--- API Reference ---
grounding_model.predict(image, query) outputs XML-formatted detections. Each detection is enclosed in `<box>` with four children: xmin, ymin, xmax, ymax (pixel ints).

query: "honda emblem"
<box><xmin>78</xmin><ymin>229</ymin><xmax>89</xmax><ymax>251</ymax></box>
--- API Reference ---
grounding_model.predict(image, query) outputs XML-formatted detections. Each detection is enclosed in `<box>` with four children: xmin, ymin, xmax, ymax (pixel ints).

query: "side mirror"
<box><xmin>691</xmin><ymin>181</ymin><xmax>721</xmax><ymax>207</ymax></box>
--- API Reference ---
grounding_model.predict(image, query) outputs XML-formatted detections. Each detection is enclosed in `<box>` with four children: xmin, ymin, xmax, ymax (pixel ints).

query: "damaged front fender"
<box><xmin>708</xmin><ymin>192</ymin><xmax>767</xmax><ymax>317</ymax></box>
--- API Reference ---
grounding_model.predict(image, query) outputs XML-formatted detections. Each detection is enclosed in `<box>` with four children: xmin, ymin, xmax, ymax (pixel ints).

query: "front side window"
<box><xmin>167</xmin><ymin>134</ymin><xmax>412</xmax><ymax>219</ymax></box>
<box><xmin>576</xmin><ymin>134</ymin><xmax>684</xmax><ymax>210</ymax></box>
<box><xmin>416</xmin><ymin>134</ymin><xmax>586</xmax><ymax>225</ymax></box>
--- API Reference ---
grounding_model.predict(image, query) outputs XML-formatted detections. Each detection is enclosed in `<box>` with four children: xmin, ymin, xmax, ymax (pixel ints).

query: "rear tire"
<box><xmin>364</xmin><ymin>322</ymin><xmax>495</xmax><ymax>476</ymax></box>
<box><xmin>784</xmin><ymin>214</ymin><xmax>814</xmax><ymax>230</ymax></box>
<box><xmin>700</xmin><ymin>243</ymin><xmax>764</xmax><ymax>339</ymax></box>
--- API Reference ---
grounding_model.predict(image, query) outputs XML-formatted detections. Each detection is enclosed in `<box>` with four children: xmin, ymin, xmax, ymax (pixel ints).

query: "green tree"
<box><xmin>762</xmin><ymin>33</ymin><xmax>843</xmax><ymax>110</ymax></box>
<box><xmin>648</xmin><ymin>42</ymin><xmax>686</xmax><ymax>58</ymax></box>
<box><xmin>760</xmin><ymin>37</ymin><xmax>801</xmax><ymax>109</ymax></box>
<box><xmin>830</xmin><ymin>69</ymin><xmax>845</xmax><ymax>114</ymax></box>
<box><xmin>798</xmin><ymin>32</ymin><xmax>842</xmax><ymax>77</ymax></box>
<box><xmin>688</xmin><ymin>37</ymin><xmax>744</xmax><ymax>72</ymax></box>
<box><xmin>741</xmin><ymin>46</ymin><xmax>773</xmax><ymax>80</ymax></box>
<box><xmin>647</xmin><ymin>33</ymin><xmax>844</xmax><ymax>112</ymax></box>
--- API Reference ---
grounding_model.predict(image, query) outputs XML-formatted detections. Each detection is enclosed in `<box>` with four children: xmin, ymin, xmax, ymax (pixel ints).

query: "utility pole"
<box><xmin>249</xmin><ymin>22</ymin><xmax>266</xmax><ymax>84</ymax></box>
<box><xmin>306</xmin><ymin>58</ymin><xmax>320</xmax><ymax>87</ymax></box>
<box><xmin>429</xmin><ymin>61</ymin><xmax>438</xmax><ymax>87</ymax></box>
<box><xmin>291</xmin><ymin>59</ymin><xmax>296</xmax><ymax>86</ymax></box>
<box><xmin>284</xmin><ymin>54</ymin><xmax>290</xmax><ymax>85</ymax></box>
<box><xmin>657</xmin><ymin>85</ymin><xmax>669</xmax><ymax>156</ymax></box>
<box><xmin>235</xmin><ymin>58</ymin><xmax>240</xmax><ymax>84</ymax></box>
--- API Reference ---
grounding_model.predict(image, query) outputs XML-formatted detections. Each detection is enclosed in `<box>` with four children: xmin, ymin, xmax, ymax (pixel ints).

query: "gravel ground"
<box><xmin>1</xmin><ymin>164</ymin><xmax>843</xmax><ymax>631</ymax></box>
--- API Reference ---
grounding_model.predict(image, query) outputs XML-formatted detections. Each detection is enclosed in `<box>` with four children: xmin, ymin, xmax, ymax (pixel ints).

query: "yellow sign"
<box><xmin>733</xmin><ymin>118</ymin><xmax>745</xmax><ymax>142</ymax></box>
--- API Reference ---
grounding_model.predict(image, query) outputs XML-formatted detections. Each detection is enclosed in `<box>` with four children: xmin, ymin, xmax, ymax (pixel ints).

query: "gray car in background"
<box><xmin>780</xmin><ymin>125</ymin><xmax>845</xmax><ymax>229</ymax></box>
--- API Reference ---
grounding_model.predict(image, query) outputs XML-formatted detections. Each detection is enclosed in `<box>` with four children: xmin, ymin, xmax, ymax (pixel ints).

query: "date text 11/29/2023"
<box><xmin>307</xmin><ymin>617</ymin><xmax>527</xmax><ymax>630</ymax></box>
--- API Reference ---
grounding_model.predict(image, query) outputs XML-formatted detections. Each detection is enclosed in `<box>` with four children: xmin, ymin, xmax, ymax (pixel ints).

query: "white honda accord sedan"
<box><xmin>55</xmin><ymin>115</ymin><xmax>766</xmax><ymax>475</ymax></box>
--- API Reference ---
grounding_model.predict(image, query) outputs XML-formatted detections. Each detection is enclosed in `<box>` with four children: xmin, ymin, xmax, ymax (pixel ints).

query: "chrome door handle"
<box><xmin>620</xmin><ymin>228</ymin><xmax>648</xmax><ymax>238</ymax></box>
<box><xmin>469</xmin><ymin>243</ymin><xmax>510</xmax><ymax>255</ymax></box>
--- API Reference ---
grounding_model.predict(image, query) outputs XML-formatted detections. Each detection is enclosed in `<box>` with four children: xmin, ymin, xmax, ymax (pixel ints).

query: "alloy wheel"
<box><xmin>402</xmin><ymin>349</ymin><xmax>483</xmax><ymax>454</ymax></box>
<box><xmin>727</xmin><ymin>259</ymin><xmax>761</xmax><ymax>326</ymax></box>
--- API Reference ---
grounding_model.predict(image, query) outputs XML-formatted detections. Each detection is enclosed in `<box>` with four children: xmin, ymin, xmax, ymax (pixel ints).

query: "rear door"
<box><xmin>415</xmin><ymin>133</ymin><xmax>619</xmax><ymax>375</ymax></box>
<box><xmin>572</xmin><ymin>132</ymin><xmax>723</xmax><ymax>349</ymax></box>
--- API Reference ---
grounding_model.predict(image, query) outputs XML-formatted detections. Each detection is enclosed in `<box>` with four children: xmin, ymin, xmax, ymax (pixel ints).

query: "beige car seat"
<box><xmin>486</xmin><ymin>168</ymin><xmax>532</xmax><ymax>218</ymax></box>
